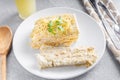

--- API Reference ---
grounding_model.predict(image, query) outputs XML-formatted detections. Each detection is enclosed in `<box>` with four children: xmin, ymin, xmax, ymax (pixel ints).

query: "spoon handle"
<box><xmin>0</xmin><ymin>55</ymin><xmax>6</xmax><ymax>80</ymax></box>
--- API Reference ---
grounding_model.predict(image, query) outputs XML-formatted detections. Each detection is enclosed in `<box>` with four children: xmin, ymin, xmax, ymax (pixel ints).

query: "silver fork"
<box><xmin>89</xmin><ymin>0</ymin><xmax>120</xmax><ymax>49</ymax></box>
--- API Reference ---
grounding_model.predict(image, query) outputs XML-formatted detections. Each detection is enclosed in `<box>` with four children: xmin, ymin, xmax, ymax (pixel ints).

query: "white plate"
<box><xmin>13</xmin><ymin>7</ymin><xmax>106</xmax><ymax>79</ymax></box>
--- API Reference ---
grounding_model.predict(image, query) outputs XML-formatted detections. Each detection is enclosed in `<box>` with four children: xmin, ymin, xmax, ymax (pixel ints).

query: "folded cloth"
<box><xmin>82</xmin><ymin>0</ymin><xmax>120</xmax><ymax>63</ymax></box>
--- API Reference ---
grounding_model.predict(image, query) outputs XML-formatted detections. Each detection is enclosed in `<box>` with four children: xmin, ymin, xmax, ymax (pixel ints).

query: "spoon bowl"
<box><xmin>0</xmin><ymin>26</ymin><xmax>12</xmax><ymax>80</ymax></box>
<box><xmin>0</xmin><ymin>26</ymin><xmax>12</xmax><ymax>55</ymax></box>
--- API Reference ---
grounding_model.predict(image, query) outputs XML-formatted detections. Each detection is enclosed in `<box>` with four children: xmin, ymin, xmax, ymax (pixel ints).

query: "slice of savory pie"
<box><xmin>36</xmin><ymin>47</ymin><xmax>97</xmax><ymax>69</ymax></box>
<box><xmin>30</xmin><ymin>14</ymin><xmax>79</xmax><ymax>49</ymax></box>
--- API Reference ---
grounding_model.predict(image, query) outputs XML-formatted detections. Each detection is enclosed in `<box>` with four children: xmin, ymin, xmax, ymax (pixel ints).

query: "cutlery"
<box><xmin>89</xmin><ymin>0</ymin><xmax>120</xmax><ymax>49</ymax></box>
<box><xmin>0</xmin><ymin>26</ymin><xmax>12</xmax><ymax>80</ymax></box>
<box><xmin>98</xmin><ymin>1</ymin><xmax>120</xmax><ymax>34</ymax></box>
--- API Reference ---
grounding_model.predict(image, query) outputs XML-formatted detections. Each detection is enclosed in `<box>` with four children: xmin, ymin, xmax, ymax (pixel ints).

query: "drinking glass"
<box><xmin>15</xmin><ymin>0</ymin><xmax>36</xmax><ymax>19</ymax></box>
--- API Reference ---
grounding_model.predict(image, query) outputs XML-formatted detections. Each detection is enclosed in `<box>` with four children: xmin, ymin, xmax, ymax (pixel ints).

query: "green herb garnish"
<box><xmin>58</xmin><ymin>26</ymin><xmax>64</xmax><ymax>31</ymax></box>
<box><xmin>48</xmin><ymin>27</ymin><xmax>56</xmax><ymax>35</ymax></box>
<box><xmin>48</xmin><ymin>21</ymin><xmax>53</xmax><ymax>27</ymax></box>
<box><xmin>48</xmin><ymin>21</ymin><xmax>55</xmax><ymax>34</ymax></box>
<box><xmin>47</xmin><ymin>16</ymin><xmax>64</xmax><ymax>35</ymax></box>
<box><xmin>56</xmin><ymin>16</ymin><xmax>62</xmax><ymax>25</ymax></box>
<box><xmin>48</xmin><ymin>27</ymin><xmax>53</xmax><ymax>32</ymax></box>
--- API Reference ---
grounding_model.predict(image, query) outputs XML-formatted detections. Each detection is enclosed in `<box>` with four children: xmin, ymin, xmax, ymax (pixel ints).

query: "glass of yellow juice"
<box><xmin>15</xmin><ymin>0</ymin><xmax>36</xmax><ymax>19</ymax></box>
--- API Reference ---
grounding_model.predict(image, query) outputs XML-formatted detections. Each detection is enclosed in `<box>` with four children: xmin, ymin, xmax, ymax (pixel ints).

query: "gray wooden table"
<box><xmin>0</xmin><ymin>0</ymin><xmax>120</xmax><ymax>80</ymax></box>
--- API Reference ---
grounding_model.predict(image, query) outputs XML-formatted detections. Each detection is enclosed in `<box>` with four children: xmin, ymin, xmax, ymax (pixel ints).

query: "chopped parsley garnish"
<box><xmin>58</xmin><ymin>26</ymin><xmax>64</xmax><ymax>31</ymax></box>
<box><xmin>48</xmin><ymin>21</ymin><xmax>53</xmax><ymax>27</ymax></box>
<box><xmin>56</xmin><ymin>16</ymin><xmax>62</xmax><ymax>25</ymax></box>
<box><xmin>47</xmin><ymin>16</ymin><xmax>64</xmax><ymax>35</ymax></box>
<box><xmin>48</xmin><ymin>27</ymin><xmax>53</xmax><ymax>32</ymax></box>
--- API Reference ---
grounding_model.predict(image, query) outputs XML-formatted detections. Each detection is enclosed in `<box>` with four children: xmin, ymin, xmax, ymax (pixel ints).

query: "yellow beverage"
<box><xmin>15</xmin><ymin>0</ymin><xmax>36</xmax><ymax>19</ymax></box>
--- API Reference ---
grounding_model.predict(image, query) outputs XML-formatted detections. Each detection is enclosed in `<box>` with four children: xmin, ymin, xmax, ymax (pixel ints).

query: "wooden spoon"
<box><xmin>0</xmin><ymin>26</ymin><xmax>12</xmax><ymax>80</ymax></box>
